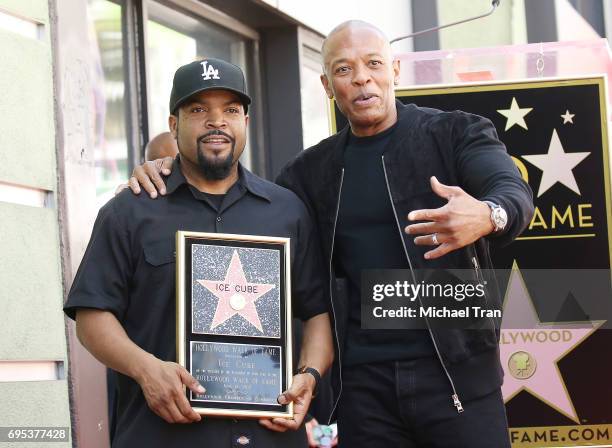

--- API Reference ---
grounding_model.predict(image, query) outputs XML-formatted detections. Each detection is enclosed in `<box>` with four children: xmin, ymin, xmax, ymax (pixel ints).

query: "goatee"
<box><xmin>196</xmin><ymin>129</ymin><xmax>236</xmax><ymax>180</ymax></box>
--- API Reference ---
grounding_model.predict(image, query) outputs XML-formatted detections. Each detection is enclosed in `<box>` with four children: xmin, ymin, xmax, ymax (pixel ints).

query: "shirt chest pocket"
<box><xmin>143</xmin><ymin>239</ymin><xmax>176</xmax><ymax>267</ymax></box>
<box><xmin>140</xmin><ymin>240</ymin><xmax>176</xmax><ymax>310</ymax></box>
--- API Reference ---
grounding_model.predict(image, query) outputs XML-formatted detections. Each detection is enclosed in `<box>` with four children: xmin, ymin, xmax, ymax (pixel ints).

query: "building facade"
<box><xmin>0</xmin><ymin>1</ymin><xmax>608</xmax><ymax>446</ymax></box>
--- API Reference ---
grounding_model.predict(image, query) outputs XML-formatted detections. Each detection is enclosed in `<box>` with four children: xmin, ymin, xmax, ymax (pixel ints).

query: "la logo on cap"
<box><xmin>201</xmin><ymin>60</ymin><xmax>220</xmax><ymax>80</ymax></box>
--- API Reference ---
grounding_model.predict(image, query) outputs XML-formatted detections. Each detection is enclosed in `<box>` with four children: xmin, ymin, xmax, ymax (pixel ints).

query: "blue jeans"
<box><xmin>337</xmin><ymin>357</ymin><xmax>511</xmax><ymax>448</ymax></box>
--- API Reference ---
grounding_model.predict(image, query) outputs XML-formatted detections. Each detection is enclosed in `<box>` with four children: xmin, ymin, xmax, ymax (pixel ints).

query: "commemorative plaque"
<box><xmin>176</xmin><ymin>231</ymin><xmax>293</xmax><ymax>418</ymax></box>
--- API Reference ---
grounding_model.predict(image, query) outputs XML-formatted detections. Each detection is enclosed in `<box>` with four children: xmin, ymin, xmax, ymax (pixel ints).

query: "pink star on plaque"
<box><xmin>197</xmin><ymin>250</ymin><xmax>275</xmax><ymax>333</ymax></box>
<box><xmin>500</xmin><ymin>263</ymin><xmax>603</xmax><ymax>422</ymax></box>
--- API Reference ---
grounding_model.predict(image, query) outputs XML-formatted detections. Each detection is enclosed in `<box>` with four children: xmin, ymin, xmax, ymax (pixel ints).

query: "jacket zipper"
<box><xmin>471</xmin><ymin>251</ymin><xmax>499</xmax><ymax>331</ymax></box>
<box><xmin>381</xmin><ymin>155</ymin><xmax>464</xmax><ymax>414</ymax></box>
<box><xmin>472</xmin><ymin>253</ymin><xmax>484</xmax><ymax>287</ymax></box>
<box><xmin>328</xmin><ymin>168</ymin><xmax>345</xmax><ymax>423</ymax></box>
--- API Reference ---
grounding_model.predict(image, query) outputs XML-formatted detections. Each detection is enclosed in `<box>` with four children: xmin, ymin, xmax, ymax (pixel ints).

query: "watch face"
<box><xmin>493</xmin><ymin>207</ymin><xmax>508</xmax><ymax>229</ymax></box>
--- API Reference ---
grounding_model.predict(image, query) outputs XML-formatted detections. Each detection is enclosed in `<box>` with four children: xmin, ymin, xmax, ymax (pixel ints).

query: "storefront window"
<box><xmin>300</xmin><ymin>46</ymin><xmax>330</xmax><ymax>149</ymax></box>
<box><xmin>87</xmin><ymin>0</ymin><xmax>129</xmax><ymax>206</ymax></box>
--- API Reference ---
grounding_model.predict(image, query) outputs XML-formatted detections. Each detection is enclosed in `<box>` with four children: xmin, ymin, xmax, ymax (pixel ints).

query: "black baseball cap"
<box><xmin>169</xmin><ymin>58</ymin><xmax>252</xmax><ymax>114</ymax></box>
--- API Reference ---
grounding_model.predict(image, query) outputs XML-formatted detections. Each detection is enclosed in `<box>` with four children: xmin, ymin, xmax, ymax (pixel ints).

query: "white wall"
<box><xmin>555</xmin><ymin>0</ymin><xmax>602</xmax><ymax>42</ymax></box>
<box><xmin>0</xmin><ymin>0</ymin><xmax>71</xmax><ymax>445</ymax></box>
<box><xmin>260</xmin><ymin>0</ymin><xmax>414</xmax><ymax>54</ymax></box>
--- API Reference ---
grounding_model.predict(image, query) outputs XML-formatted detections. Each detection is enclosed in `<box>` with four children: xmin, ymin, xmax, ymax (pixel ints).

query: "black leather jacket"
<box><xmin>276</xmin><ymin>100</ymin><xmax>534</xmax><ymax>421</ymax></box>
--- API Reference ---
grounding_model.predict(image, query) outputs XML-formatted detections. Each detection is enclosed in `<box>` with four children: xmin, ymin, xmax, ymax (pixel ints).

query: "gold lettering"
<box><xmin>549</xmin><ymin>331</ymin><xmax>560</xmax><ymax>342</ymax></box>
<box><xmin>512</xmin><ymin>156</ymin><xmax>529</xmax><ymax>183</ymax></box>
<box><xmin>578</xmin><ymin>204</ymin><xmax>594</xmax><ymax>228</ymax></box>
<box><xmin>501</xmin><ymin>332</ymin><xmax>518</xmax><ymax>344</ymax></box>
<box><xmin>529</xmin><ymin>207</ymin><xmax>548</xmax><ymax>229</ymax></box>
<box><xmin>551</xmin><ymin>205</ymin><xmax>574</xmax><ymax>229</ymax></box>
<box><xmin>501</xmin><ymin>330</ymin><xmax>575</xmax><ymax>344</ymax></box>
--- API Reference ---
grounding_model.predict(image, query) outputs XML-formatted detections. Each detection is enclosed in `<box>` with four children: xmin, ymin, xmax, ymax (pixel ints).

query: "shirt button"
<box><xmin>216</xmin><ymin>216</ymin><xmax>222</xmax><ymax>222</ymax></box>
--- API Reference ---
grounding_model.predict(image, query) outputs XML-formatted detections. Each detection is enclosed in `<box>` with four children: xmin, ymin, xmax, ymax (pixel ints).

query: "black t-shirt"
<box><xmin>64</xmin><ymin>160</ymin><xmax>325</xmax><ymax>447</ymax></box>
<box><xmin>335</xmin><ymin>123</ymin><xmax>435</xmax><ymax>366</ymax></box>
<box><xmin>200</xmin><ymin>191</ymin><xmax>225</xmax><ymax>211</ymax></box>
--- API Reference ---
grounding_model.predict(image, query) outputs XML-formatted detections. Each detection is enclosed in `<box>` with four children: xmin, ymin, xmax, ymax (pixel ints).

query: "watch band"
<box><xmin>296</xmin><ymin>366</ymin><xmax>321</xmax><ymax>397</ymax></box>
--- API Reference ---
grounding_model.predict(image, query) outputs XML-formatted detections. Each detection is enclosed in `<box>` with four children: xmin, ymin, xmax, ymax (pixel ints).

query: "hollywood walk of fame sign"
<box><xmin>176</xmin><ymin>231</ymin><xmax>293</xmax><ymax>418</ymax></box>
<box><xmin>331</xmin><ymin>76</ymin><xmax>612</xmax><ymax>446</ymax></box>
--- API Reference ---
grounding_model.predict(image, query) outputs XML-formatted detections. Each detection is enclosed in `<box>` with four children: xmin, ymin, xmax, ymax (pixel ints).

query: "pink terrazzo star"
<box><xmin>500</xmin><ymin>264</ymin><xmax>602</xmax><ymax>422</ymax></box>
<box><xmin>197</xmin><ymin>250</ymin><xmax>275</xmax><ymax>333</ymax></box>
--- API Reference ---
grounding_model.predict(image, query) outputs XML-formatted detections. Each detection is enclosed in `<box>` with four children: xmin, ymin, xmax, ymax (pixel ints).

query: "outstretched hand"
<box><xmin>129</xmin><ymin>156</ymin><xmax>175</xmax><ymax>198</ymax></box>
<box><xmin>405</xmin><ymin>176</ymin><xmax>494</xmax><ymax>260</ymax></box>
<box><xmin>259</xmin><ymin>373</ymin><xmax>315</xmax><ymax>432</ymax></box>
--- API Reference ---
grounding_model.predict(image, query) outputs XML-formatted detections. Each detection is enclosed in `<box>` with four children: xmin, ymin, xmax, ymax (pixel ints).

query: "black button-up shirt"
<box><xmin>64</xmin><ymin>160</ymin><xmax>325</xmax><ymax>447</ymax></box>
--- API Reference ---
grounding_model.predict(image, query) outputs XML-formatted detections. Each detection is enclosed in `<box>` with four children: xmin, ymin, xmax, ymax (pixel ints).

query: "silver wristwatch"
<box><xmin>483</xmin><ymin>201</ymin><xmax>507</xmax><ymax>233</ymax></box>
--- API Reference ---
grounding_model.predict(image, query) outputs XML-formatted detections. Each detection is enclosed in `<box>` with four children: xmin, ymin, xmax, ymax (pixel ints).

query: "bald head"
<box><xmin>145</xmin><ymin>132</ymin><xmax>179</xmax><ymax>162</ymax></box>
<box><xmin>319</xmin><ymin>20</ymin><xmax>400</xmax><ymax>137</ymax></box>
<box><xmin>322</xmin><ymin>20</ymin><xmax>391</xmax><ymax>75</ymax></box>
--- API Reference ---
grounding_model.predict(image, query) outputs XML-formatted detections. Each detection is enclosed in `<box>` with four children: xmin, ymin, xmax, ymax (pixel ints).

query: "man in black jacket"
<box><xmin>129</xmin><ymin>21</ymin><xmax>533</xmax><ymax>448</ymax></box>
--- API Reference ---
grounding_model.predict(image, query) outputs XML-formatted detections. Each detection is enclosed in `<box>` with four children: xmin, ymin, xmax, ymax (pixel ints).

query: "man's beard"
<box><xmin>196</xmin><ymin>129</ymin><xmax>236</xmax><ymax>180</ymax></box>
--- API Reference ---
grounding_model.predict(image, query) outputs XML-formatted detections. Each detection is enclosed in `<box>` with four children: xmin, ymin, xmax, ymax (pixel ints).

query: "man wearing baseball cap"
<box><xmin>64</xmin><ymin>58</ymin><xmax>333</xmax><ymax>447</ymax></box>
